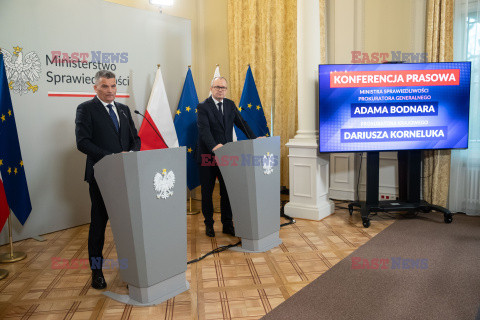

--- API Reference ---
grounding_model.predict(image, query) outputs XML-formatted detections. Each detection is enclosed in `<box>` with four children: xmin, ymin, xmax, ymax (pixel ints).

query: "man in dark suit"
<box><xmin>196</xmin><ymin>77</ymin><xmax>256</xmax><ymax>237</ymax></box>
<box><xmin>75</xmin><ymin>70</ymin><xmax>140</xmax><ymax>289</ymax></box>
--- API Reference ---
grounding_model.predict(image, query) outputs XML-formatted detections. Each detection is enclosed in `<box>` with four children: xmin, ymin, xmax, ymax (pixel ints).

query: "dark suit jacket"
<box><xmin>75</xmin><ymin>96</ymin><xmax>141</xmax><ymax>182</ymax></box>
<box><xmin>196</xmin><ymin>96</ymin><xmax>256</xmax><ymax>162</ymax></box>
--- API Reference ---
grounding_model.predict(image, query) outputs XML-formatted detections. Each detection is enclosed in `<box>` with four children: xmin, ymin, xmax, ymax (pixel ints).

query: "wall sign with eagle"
<box><xmin>2</xmin><ymin>46</ymin><xmax>41</xmax><ymax>95</ymax></box>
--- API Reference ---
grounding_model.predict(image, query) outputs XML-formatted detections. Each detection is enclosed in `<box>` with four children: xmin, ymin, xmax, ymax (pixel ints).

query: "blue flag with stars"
<box><xmin>174</xmin><ymin>68</ymin><xmax>200</xmax><ymax>190</ymax></box>
<box><xmin>235</xmin><ymin>66</ymin><xmax>270</xmax><ymax>140</ymax></box>
<box><xmin>0</xmin><ymin>53</ymin><xmax>32</xmax><ymax>225</ymax></box>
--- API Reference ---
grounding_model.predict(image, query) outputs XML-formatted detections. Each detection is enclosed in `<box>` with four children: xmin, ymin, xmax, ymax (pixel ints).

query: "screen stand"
<box><xmin>348</xmin><ymin>150</ymin><xmax>454</xmax><ymax>228</ymax></box>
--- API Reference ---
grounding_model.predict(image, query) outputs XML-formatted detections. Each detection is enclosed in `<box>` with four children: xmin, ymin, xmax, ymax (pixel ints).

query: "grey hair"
<box><xmin>94</xmin><ymin>70</ymin><xmax>116</xmax><ymax>85</ymax></box>
<box><xmin>211</xmin><ymin>76</ymin><xmax>228</xmax><ymax>87</ymax></box>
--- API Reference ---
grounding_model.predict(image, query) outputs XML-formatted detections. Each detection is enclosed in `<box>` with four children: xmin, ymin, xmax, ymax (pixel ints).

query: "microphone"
<box><xmin>119</xmin><ymin>109</ymin><xmax>139</xmax><ymax>151</ymax></box>
<box><xmin>232</xmin><ymin>103</ymin><xmax>253</xmax><ymax>140</ymax></box>
<box><xmin>134</xmin><ymin>110</ymin><xmax>168</xmax><ymax>147</ymax></box>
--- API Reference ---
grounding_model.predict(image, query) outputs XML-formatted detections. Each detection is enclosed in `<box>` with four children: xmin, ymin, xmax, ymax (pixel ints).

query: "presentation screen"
<box><xmin>318</xmin><ymin>62</ymin><xmax>471</xmax><ymax>153</ymax></box>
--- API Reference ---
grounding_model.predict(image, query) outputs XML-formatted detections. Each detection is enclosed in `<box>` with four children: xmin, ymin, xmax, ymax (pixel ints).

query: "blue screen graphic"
<box><xmin>318</xmin><ymin>62</ymin><xmax>471</xmax><ymax>152</ymax></box>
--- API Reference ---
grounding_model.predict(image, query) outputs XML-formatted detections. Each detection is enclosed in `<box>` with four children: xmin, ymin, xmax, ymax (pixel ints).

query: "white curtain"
<box><xmin>449</xmin><ymin>0</ymin><xmax>480</xmax><ymax>215</ymax></box>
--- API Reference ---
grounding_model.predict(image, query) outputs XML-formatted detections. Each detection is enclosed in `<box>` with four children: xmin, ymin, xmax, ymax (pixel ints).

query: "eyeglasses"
<box><xmin>213</xmin><ymin>86</ymin><xmax>228</xmax><ymax>91</ymax></box>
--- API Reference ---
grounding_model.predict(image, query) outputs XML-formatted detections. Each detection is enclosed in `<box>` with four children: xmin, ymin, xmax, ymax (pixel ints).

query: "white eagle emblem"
<box><xmin>2</xmin><ymin>46</ymin><xmax>41</xmax><ymax>95</ymax></box>
<box><xmin>154</xmin><ymin>169</ymin><xmax>175</xmax><ymax>199</ymax></box>
<box><xmin>262</xmin><ymin>152</ymin><xmax>274</xmax><ymax>175</ymax></box>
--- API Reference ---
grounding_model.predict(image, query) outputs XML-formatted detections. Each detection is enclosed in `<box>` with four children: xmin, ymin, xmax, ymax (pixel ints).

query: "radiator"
<box><xmin>465</xmin><ymin>165</ymin><xmax>480</xmax><ymax>214</ymax></box>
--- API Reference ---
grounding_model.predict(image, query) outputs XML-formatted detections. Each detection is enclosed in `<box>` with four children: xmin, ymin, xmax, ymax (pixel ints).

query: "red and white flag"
<box><xmin>0</xmin><ymin>173</ymin><xmax>9</xmax><ymax>231</ymax></box>
<box><xmin>139</xmin><ymin>66</ymin><xmax>179</xmax><ymax>150</ymax></box>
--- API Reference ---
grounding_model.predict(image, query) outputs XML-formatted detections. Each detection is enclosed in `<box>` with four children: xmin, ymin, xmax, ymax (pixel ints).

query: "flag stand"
<box><xmin>0</xmin><ymin>269</ymin><xmax>8</xmax><ymax>280</ymax></box>
<box><xmin>0</xmin><ymin>214</ymin><xmax>27</xmax><ymax>263</ymax></box>
<box><xmin>187</xmin><ymin>196</ymin><xmax>200</xmax><ymax>215</ymax></box>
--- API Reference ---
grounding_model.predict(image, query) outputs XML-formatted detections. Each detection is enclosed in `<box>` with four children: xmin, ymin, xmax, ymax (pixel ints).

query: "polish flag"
<box><xmin>138</xmin><ymin>66</ymin><xmax>179</xmax><ymax>150</ymax></box>
<box><xmin>0</xmin><ymin>174</ymin><xmax>9</xmax><ymax>231</ymax></box>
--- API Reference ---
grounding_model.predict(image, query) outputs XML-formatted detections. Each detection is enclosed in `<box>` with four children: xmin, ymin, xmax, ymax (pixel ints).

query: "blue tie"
<box><xmin>107</xmin><ymin>104</ymin><xmax>119</xmax><ymax>132</ymax></box>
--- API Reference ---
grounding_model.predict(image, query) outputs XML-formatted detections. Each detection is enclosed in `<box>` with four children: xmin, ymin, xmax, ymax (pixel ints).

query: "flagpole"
<box><xmin>186</xmin><ymin>194</ymin><xmax>200</xmax><ymax>215</ymax></box>
<box><xmin>270</xmin><ymin>59</ymin><xmax>276</xmax><ymax>136</ymax></box>
<box><xmin>191</xmin><ymin>190</ymin><xmax>201</xmax><ymax>201</ymax></box>
<box><xmin>0</xmin><ymin>212</ymin><xmax>27</xmax><ymax>263</ymax></box>
<box><xmin>271</xmin><ymin>94</ymin><xmax>275</xmax><ymax>136</ymax></box>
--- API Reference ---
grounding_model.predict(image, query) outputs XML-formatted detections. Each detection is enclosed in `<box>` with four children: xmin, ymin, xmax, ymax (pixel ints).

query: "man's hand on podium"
<box><xmin>256</xmin><ymin>136</ymin><xmax>266</xmax><ymax>139</ymax></box>
<box><xmin>212</xmin><ymin>144</ymin><xmax>224</xmax><ymax>152</ymax></box>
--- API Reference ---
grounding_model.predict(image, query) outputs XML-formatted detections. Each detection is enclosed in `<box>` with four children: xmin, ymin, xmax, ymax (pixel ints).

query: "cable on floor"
<box><xmin>187</xmin><ymin>199</ymin><xmax>295</xmax><ymax>264</ymax></box>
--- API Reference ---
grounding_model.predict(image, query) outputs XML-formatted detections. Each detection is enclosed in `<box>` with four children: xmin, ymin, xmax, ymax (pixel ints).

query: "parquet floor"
<box><xmin>0</xmin><ymin>196</ymin><xmax>395</xmax><ymax>319</ymax></box>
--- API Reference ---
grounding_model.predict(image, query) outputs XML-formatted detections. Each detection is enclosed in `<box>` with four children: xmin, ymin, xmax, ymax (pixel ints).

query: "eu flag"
<box><xmin>0</xmin><ymin>52</ymin><xmax>32</xmax><ymax>225</ymax></box>
<box><xmin>174</xmin><ymin>68</ymin><xmax>200</xmax><ymax>190</ymax></box>
<box><xmin>235</xmin><ymin>66</ymin><xmax>270</xmax><ymax>140</ymax></box>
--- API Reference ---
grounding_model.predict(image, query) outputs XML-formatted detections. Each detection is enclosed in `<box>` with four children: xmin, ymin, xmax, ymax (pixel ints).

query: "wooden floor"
<box><xmin>0</xmin><ymin>197</ymin><xmax>395</xmax><ymax>320</ymax></box>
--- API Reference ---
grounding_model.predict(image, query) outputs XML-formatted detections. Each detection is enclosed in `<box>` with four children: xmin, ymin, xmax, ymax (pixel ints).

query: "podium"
<box><xmin>215</xmin><ymin>136</ymin><xmax>282</xmax><ymax>252</ymax></box>
<box><xmin>94</xmin><ymin>148</ymin><xmax>189</xmax><ymax>306</ymax></box>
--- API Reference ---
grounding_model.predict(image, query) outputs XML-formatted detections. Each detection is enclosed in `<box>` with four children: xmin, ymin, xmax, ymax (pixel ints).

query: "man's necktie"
<box><xmin>107</xmin><ymin>104</ymin><xmax>119</xmax><ymax>132</ymax></box>
<box><xmin>217</xmin><ymin>102</ymin><xmax>223</xmax><ymax>116</ymax></box>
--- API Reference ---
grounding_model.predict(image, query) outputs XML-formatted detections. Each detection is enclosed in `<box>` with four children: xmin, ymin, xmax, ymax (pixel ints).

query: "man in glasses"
<box><xmin>196</xmin><ymin>77</ymin><xmax>256</xmax><ymax>237</ymax></box>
